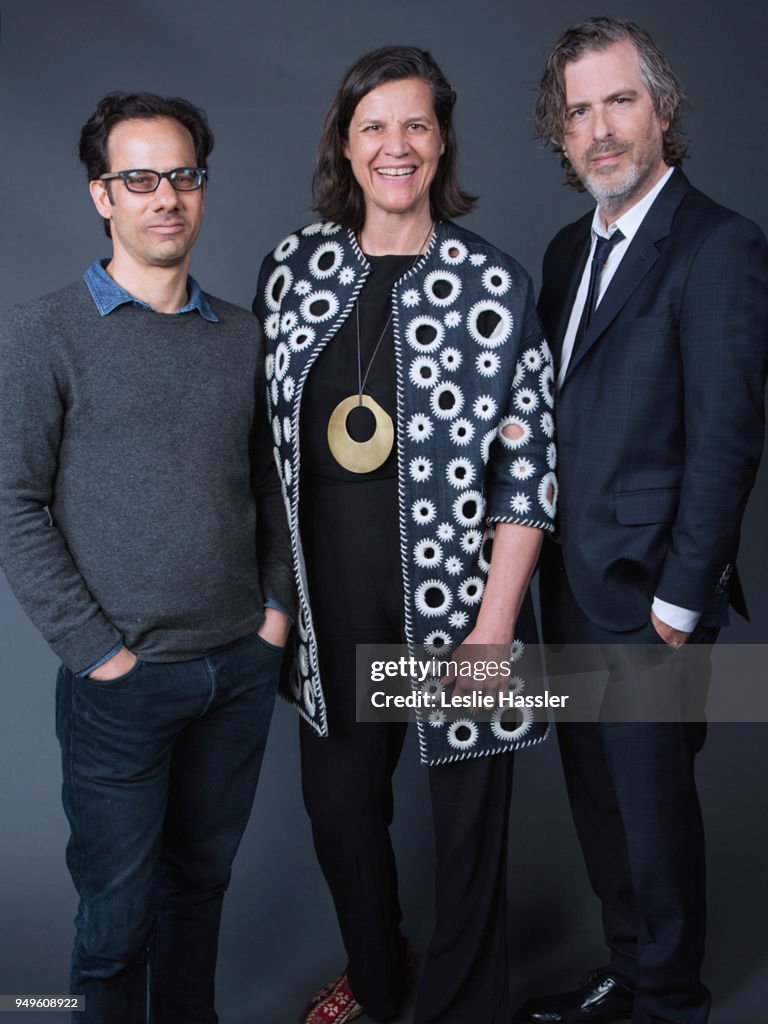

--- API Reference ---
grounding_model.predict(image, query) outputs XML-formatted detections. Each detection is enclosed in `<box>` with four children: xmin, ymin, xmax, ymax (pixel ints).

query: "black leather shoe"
<box><xmin>513</xmin><ymin>969</ymin><xmax>634</xmax><ymax>1023</ymax></box>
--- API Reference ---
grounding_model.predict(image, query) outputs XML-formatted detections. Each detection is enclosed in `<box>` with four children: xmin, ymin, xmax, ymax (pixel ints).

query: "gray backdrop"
<box><xmin>0</xmin><ymin>1</ymin><xmax>766</xmax><ymax>1021</ymax></box>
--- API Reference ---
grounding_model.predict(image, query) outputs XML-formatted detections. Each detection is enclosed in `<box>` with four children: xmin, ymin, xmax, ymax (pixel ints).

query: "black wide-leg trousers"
<box><xmin>300</xmin><ymin>476</ymin><xmax>515</xmax><ymax>1023</ymax></box>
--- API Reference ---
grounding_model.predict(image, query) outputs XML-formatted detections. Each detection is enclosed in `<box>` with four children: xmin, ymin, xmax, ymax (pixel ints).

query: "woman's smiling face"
<box><xmin>343</xmin><ymin>77</ymin><xmax>445</xmax><ymax>226</ymax></box>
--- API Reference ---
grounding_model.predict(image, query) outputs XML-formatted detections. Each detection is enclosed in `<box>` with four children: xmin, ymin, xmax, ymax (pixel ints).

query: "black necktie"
<box><xmin>572</xmin><ymin>229</ymin><xmax>624</xmax><ymax>357</ymax></box>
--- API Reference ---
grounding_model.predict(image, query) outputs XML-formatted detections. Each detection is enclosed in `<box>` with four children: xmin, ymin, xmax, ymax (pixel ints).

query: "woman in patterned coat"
<box><xmin>253</xmin><ymin>45</ymin><xmax>557</xmax><ymax>1024</ymax></box>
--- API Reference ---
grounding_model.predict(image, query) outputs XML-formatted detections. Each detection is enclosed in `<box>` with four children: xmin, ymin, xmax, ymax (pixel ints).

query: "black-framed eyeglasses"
<box><xmin>98</xmin><ymin>167</ymin><xmax>207</xmax><ymax>193</ymax></box>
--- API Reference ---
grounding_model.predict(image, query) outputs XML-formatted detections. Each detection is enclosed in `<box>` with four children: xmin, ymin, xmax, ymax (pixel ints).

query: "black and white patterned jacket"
<box><xmin>254</xmin><ymin>219</ymin><xmax>556</xmax><ymax>765</ymax></box>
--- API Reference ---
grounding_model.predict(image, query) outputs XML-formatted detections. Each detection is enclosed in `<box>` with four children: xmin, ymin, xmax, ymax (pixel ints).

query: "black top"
<box><xmin>301</xmin><ymin>254</ymin><xmax>413</xmax><ymax>481</ymax></box>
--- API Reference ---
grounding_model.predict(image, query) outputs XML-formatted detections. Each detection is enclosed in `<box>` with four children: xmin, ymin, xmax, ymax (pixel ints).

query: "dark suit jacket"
<box><xmin>538</xmin><ymin>168</ymin><xmax>768</xmax><ymax>631</ymax></box>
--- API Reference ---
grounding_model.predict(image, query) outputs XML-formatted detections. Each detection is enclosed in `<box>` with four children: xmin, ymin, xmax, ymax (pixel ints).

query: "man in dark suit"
<box><xmin>514</xmin><ymin>17</ymin><xmax>768</xmax><ymax>1024</ymax></box>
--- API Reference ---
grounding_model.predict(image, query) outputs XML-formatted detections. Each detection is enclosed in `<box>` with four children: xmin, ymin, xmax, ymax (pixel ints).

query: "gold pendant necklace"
<box><xmin>327</xmin><ymin>393</ymin><xmax>395</xmax><ymax>474</ymax></box>
<box><xmin>327</xmin><ymin>223</ymin><xmax>433</xmax><ymax>474</ymax></box>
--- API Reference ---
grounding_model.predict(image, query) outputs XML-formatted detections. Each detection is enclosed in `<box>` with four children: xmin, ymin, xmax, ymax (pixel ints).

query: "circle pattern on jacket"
<box><xmin>300</xmin><ymin>291</ymin><xmax>339</xmax><ymax>323</ymax></box>
<box><xmin>415</xmin><ymin>579</ymin><xmax>453</xmax><ymax>617</ymax></box>
<box><xmin>258</xmin><ymin>221</ymin><xmax>556</xmax><ymax>759</ymax></box>
<box><xmin>386</xmin><ymin>238</ymin><xmax>557</xmax><ymax>662</ymax></box>
<box><xmin>264</xmin><ymin>266</ymin><xmax>293</xmax><ymax>312</ymax></box>
<box><xmin>309</xmin><ymin>241</ymin><xmax>344</xmax><ymax>280</ymax></box>
<box><xmin>424</xmin><ymin>270</ymin><xmax>462</xmax><ymax>307</ymax></box>
<box><xmin>467</xmin><ymin>301</ymin><xmax>513</xmax><ymax>347</ymax></box>
<box><xmin>490</xmin><ymin>705</ymin><xmax>533</xmax><ymax>743</ymax></box>
<box><xmin>447</xmin><ymin>719</ymin><xmax>479</xmax><ymax>750</ymax></box>
<box><xmin>274</xmin><ymin>234</ymin><xmax>300</xmax><ymax>262</ymax></box>
<box><xmin>406</xmin><ymin>316</ymin><xmax>444</xmax><ymax>352</ymax></box>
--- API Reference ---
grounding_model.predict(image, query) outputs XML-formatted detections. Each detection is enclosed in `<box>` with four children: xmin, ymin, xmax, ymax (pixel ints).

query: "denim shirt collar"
<box><xmin>83</xmin><ymin>259</ymin><xmax>218</xmax><ymax>322</ymax></box>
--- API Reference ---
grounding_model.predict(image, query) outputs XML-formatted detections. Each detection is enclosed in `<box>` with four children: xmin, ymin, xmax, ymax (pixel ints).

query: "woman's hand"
<box><xmin>442</xmin><ymin>522</ymin><xmax>543</xmax><ymax>700</ymax></box>
<box><xmin>444</xmin><ymin>630</ymin><xmax>514</xmax><ymax>700</ymax></box>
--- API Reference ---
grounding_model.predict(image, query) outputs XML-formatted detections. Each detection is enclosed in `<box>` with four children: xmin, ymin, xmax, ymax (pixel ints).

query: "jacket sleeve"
<box><xmin>250</xmin><ymin>317</ymin><xmax>296</xmax><ymax>620</ymax></box>
<box><xmin>252</xmin><ymin>251</ymin><xmax>275</xmax><ymax>322</ymax></box>
<box><xmin>655</xmin><ymin>214</ymin><xmax>768</xmax><ymax>610</ymax></box>
<box><xmin>0</xmin><ymin>307</ymin><xmax>122</xmax><ymax>672</ymax></box>
<box><xmin>485</xmin><ymin>271</ymin><xmax>558</xmax><ymax>533</ymax></box>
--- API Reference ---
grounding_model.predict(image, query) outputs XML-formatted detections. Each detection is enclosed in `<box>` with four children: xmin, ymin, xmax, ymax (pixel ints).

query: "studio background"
<box><xmin>0</xmin><ymin>1</ymin><xmax>765</xmax><ymax>1022</ymax></box>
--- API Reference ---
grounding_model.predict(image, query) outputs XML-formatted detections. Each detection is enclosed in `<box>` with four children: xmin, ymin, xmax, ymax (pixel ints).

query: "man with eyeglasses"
<box><xmin>0</xmin><ymin>92</ymin><xmax>294</xmax><ymax>1023</ymax></box>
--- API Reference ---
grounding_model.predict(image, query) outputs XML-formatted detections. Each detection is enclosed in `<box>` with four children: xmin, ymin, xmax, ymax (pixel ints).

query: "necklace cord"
<box><xmin>355</xmin><ymin>221</ymin><xmax>433</xmax><ymax>401</ymax></box>
<box><xmin>327</xmin><ymin>221</ymin><xmax>434</xmax><ymax>474</ymax></box>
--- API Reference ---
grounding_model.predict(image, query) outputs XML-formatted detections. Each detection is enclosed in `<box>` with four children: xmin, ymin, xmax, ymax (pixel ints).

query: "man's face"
<box><xmin>89</xmin><ymin>116</ymin><xmax>204</xmax><ymax>271</ymax></box>
<box><xmin>562</xmin><ymin>39</ymin><xmax>669</xmax><ymax>219</ymax></box>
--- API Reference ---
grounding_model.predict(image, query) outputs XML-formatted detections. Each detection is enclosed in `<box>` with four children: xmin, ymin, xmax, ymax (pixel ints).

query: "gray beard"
<box><xmin>583</xmin><ymin>162</ymin><xmax>646</xmax><ymax>218</ymax></box>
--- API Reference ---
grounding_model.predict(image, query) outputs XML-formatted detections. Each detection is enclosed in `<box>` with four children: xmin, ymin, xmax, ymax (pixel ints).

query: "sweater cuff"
<box><xmin>76</xmin><ymin>641</ymin><xmax>124</xmax><ymax>678</ymax></box>
<box><xmin>51</xmin><ymin>618</ymin><xmax>124</xmax><ymax>676</ymax></box>
<box><xmin>264</xmin><ymin>598</ymin><xmax>295</xmax><ymax>625</ymax></box>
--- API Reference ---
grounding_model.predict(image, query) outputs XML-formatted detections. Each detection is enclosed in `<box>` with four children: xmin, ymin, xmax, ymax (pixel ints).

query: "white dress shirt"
<box><xmin>557</xmin><ymin>167</ymin><xmax>674</xmax><ymax>387</ymax></box>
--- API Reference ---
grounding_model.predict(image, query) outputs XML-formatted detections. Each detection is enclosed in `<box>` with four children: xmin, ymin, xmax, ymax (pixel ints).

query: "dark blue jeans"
<box><xmin>55</xmin><ymin>632</ymin><xmax>282</xmax><ymax>1024</ymax></box>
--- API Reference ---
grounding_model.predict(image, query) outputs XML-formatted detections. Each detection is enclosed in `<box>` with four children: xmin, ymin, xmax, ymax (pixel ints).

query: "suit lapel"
<box><xmin>562</xmin><ymin>169</ymin><xmax>692</xmax><ymax>387</ymax></box>
<box><xmin>566</xmin><ymin>226</ymin><xmax>661</xmax><ymax>377</ymax></box>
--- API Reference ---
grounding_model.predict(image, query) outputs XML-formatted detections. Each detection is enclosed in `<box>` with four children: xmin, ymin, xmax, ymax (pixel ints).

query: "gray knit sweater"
<box><xmin>0</xmin><ymin>279</ymin><xmax>294</xmax><ymax>672</ymax></box>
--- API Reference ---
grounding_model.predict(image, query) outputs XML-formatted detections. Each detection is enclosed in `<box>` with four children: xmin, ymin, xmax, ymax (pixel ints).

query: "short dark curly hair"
<box><xmin>79</xmin><ymin>91</ymin><xmax>214</xmax><ymax>236</ymax></box>
<box><xmin>313</xmin><ymin>45</ymin><xmax>476</xmax><ymax>230</ymax></box>
<box><xmin>534</xmin><ymin>17</ymin><xmax>689</xmax><ymax>191</ymax></box>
